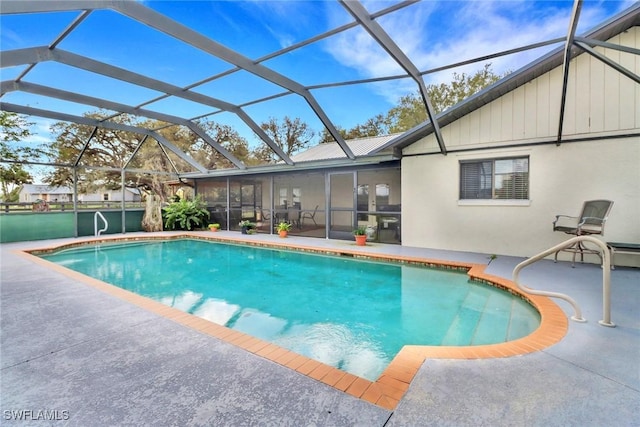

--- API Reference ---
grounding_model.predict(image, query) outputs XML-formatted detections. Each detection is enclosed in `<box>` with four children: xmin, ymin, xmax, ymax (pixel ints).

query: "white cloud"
<box><xmin>26</xmin><ymin>118</ymin><xmax>56</xmax><ymax>145</ymax></box>
<box><xmin>238</xmin><ymin>1</ymin><xmax>320</xmax><ymax>49</ymax></box>
<box><xmin>0</xmin><ymin>27</ymin><xmax>24</xmax><ymax>49</ymax></box>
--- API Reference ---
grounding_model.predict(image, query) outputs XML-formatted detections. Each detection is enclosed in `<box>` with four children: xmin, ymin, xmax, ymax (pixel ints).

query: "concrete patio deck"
<box><xmin>1</xmin><ymin>232</ymin><xmax>638</xmax><ymax>426</ymax></box>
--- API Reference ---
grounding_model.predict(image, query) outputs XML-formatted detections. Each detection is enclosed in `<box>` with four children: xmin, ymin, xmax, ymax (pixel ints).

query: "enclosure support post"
<box><xmin>121</xmin><ymin>169</ymin><xmax>126</xmax><ymax>234</ymax></box>
<box><xmin>73</xmin><ymin>167</ymin><xmax>78</xmax><ymax>238</ymax></box>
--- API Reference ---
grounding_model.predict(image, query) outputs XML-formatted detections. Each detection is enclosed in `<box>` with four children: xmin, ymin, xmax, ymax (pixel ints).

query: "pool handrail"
<box><xmin>512</xmin><ymin>235</ymin><xmax>614</xmax><ymax>327</ymax></box>
<box><xmin>94</xmin><ymin>211</ymin><xmax>108</xmax><ymax>236</ymax></box>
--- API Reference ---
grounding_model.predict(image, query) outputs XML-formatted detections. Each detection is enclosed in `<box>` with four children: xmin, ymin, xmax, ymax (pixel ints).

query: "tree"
<box><xmin>45</xmin><ymin>112</ymin><xmax>252</xmax><ymax>202</ymax></box>
<box><xmin>0</xmin><ymin>112</ymin><xmax>36</xmax><ymax>201</ymax></box>
<box><xmin>345</xmin><ymin>115</ymin><xmax>389</xmax><ymax>139</ymax></box>
<box><xmin>385</xmin><ymin>64</ymin><xmax>505</xmax><ymax>133</ymax></box>
<box><xmin>318</xmin><ymin>114</ymin><xmax>389</xmax><ymax>144</ymax></box>
<box><xmin>256</xmin><ymin>116</ymin><xmax>315</xmax><ymax>163</ymax></box>
<box><xmin>0</xmin><ymin>164</ymin><xmax>32</xmax><ymax>202</ymax></box>
<box><xmin>151</xmin><ymin>120</ymin><xmax>252</xmax><ymax>170</ymax></box>
<box><xmin>318</xmin><ymin>126</ymin><xmax>346</xmax><ymax>144</ymax></box>
<box><xmin>318</xmin><ymin>64</ymin><xmax>505</xmax><ymax>142</ymax></box>
<box><xmin>46</xmin><ymin>112</ymin><xmax>143</xmax><ymax>194</ymax></box>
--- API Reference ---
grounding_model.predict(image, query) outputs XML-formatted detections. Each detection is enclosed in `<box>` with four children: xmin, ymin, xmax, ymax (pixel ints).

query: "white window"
<box><xmin>292</xmin><ymin>187</ymin><xmax>301</xmax><ymax>205</ymax></box>
<box><xmin>278</xmin><ymin>188</ymin><xmax>287</xmax><ymax>206</ymax></box>
<box><xmin>460</xmin><ymin>157</ymin><xmax>529</xmax><ymax>200</ymax></box>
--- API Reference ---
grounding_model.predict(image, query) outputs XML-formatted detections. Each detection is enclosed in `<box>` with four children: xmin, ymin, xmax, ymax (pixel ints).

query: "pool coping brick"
<box><xmin>18</xmin><ymin>232</ymin><xmax>569</xmax><ymax>410</ymax></box>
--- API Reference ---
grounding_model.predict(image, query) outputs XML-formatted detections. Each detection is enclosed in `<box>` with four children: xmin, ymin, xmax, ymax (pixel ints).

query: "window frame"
<box><xmin>458</xmin><ymin>156</ymin><xmax>530</xmax><ymax>204</ymax></box>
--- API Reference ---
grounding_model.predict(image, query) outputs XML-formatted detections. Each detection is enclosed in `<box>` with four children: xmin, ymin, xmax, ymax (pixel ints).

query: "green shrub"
<box><xmin>162</xmin><ymin>196</ymin><xmax>210</xmax><ymax>231</ymax></box>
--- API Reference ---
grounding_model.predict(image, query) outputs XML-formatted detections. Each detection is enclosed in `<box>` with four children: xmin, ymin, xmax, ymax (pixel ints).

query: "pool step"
<box><xmin>441</xmin><ymin>283</ymin><xmax>534</xmax><ymax>346</ymax></box>
<box><xmin>441</xmin><ymin>285</ymin><xmax>491</xmax><ymax>345</ymax></box>
<box><xmin>470</xmin><ymin>290</ymin><xmax>512</xmax><ymax>345</ymax></box>
<box><xmin>506</xmin><ymin>300</ymin><xmax>541</xmax><ymax>341</ymax></box>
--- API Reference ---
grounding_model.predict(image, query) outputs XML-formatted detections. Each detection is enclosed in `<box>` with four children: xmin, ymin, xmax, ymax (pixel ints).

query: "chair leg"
<box><xmin>559</xmin><ymin>238</ymin><xmax>603</xmax><ymax>268</ymax></box>
<box><xmin>579</xmin><ymin>241</ymin><xmax>584</xmax><ymax>264</ymax></box>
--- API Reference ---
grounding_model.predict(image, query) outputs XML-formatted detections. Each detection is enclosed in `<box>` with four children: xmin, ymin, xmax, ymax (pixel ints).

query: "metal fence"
<box><xmin>0</xmin><ymin>201</ymin><xmax>145</xmax><ymax>213</ymax></box>
<box><xmin>0</xmin><ymin>209</ymin><xmax>145</xmax><ymax>243</ymax></box>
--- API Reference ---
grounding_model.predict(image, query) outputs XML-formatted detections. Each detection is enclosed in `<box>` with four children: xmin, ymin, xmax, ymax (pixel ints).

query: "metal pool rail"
<box><xmin>94</xmin><ymin>211</ymin><xmax>108</xmax><ymax>236</ymax></box>
<box><xmin>512</xmin><ymin>236</ymin><xmax>614</xmax><ymax>327</ymax></box>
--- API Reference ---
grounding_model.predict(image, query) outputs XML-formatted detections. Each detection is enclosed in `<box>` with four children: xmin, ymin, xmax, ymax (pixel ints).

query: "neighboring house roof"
<box><xmin>21</xmin><ymin>184</ymin><xmax>72</xmax><ymax>194</ymax></box>
<box><xmin>373</xmin><ymin>3</ymin><xmax>640</xmax><ymax>154</ymax></box>
<box><xmin>290</xmin><ymin>134</ymin><xmax>400</xmax><ymax>163</ymax></box>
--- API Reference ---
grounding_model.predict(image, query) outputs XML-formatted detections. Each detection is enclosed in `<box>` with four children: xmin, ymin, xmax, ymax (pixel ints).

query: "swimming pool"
<box><xmin>40</xmin><ymin>238</ymin><xmax>540</xmax><ymax>381</ymax></box>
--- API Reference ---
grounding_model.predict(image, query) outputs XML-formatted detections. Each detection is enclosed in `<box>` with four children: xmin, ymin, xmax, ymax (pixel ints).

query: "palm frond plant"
<box><xmin>162</xmin><ymin>196</ymin><xmax>210</xmax><ymax>231</ymax></box>
<box><xmin>353</xmin><ymin>226</ymin><xmax>368</xmax><ymax>246</ymax></box>
<box><xmin>277</xmin><ymin>221</ymin><xmax>292</xmax><ymax>238</ymax></box>
<box><xmin>277</xmin><ymin>222</ymin><xmax>292</xmax><ymax>232</ymax></box>
<box><xmin>353</xmin><ymin>226</ymin><xmax>367</xmax><ymax>236</ymax></box>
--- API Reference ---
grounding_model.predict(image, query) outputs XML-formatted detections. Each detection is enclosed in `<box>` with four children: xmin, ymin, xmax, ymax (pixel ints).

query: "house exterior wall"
<box><xmin>77</xmin><ymin>193</ymin><xmax>103</xmax><ymax>202</ymax></box>
<box><xmin>19</xmin><ymin>186</ymin><xmax>73</xmax><ymax>203</ymax></box>
<box><xmin>77</xmin><ymin>189</ymin><xmax>141</xmax><ymax>202</ymax></box>
<box><xmin>21</xmin><ymin>192</ymin><xmax>73</xmax><ymax>203</ymax></box>
<box><xmin>107</xmin><ymin>190</ymin><xmax>140</xmax><ymax>202</ymax></box>
<box><xmin>405</xmin><ymin>28</ymin><xmax>640</xmax><ymax>156</ymax></box>
<box><xmin>401</xmin><ymin>27</ymin><xmax>640</xmax><ymax>265</ymax></box>
<box><xmin>402</xmin><ymin>139</ymin><xmax>639</xmax><ymax>258</ymax></box>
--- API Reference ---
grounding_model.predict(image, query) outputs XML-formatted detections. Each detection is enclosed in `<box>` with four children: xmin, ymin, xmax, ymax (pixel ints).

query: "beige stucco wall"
<box><xmin>401</xmin><ymin>27</ymin><xmax>640</xmax><ymax>266</ymax></box>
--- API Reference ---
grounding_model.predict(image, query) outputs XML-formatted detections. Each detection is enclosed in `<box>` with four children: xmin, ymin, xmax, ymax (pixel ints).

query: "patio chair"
<box><xmin>301</xmin><ymin>205</ymin><xmax>319</xmax><ymax>226</ymax></box>
<box><xmin>553</xmin><ymin>199</ymin><xmax>614</xmax><ymax>267</ymax></box>
<box><xmin>256</xmin><ymin>208</ymin><xmax>271</xmax><ymax>230</ymax></box>
<box><xmin>287</xmin><ymin>207</ymin><xmax>301</xmax><ymax>229</ymax></box>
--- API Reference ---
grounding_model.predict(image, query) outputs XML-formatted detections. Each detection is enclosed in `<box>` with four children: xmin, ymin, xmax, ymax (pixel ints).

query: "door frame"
<box><xmin>327</xmin><ymin>171</ymin><xmax>357</xmax><ymax>240</ymax></box>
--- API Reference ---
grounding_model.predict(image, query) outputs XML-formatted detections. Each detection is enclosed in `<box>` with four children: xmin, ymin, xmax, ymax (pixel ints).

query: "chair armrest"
<box><xmin>553</xmin><ymin>214</ymin><xmax>577</xmax><ymax>227</ymax></box>
<box><xmin>577</xmin><ymin>216</ymin><xmax>605</xmax><ymax>226</ymax></box>
<box><xmin>575</xmin><ymin>216</ymin><xmax>606</xmax><ymax>234</ymax></box>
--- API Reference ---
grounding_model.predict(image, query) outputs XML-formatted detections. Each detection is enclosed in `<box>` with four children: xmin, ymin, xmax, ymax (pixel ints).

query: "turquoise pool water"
<box><xmin>41</xmin><ymin>239</ymin><xmax>540</xmax><ymax>380</ymax></box>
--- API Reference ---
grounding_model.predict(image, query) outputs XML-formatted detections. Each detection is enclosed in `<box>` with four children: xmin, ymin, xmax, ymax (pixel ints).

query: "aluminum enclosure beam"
<box><xmin>573</xmin><ymin>41</ymin><xmax>640</xmax><ymax>84</ymax></box>
<box><xmin>94</xmin><ymin>1</ymin><xmax>416</xmax><ymax>128</ymax></box>
<box><xmin>339</xmin><ymin>0</ymin><xmax>447</xmax><ymax>155</ymax></box>
<box><xmin>1</xmin><ymin>0</ymin><xmax>356</xmax><ymax>160</ymax></box>
<box><xmin>113</xmin><ymin>1</ymin><xmax>355</xmax><ymax>160</ymax></box>
<box><xmin>1</xmin><ymin>46</ymin><xmax>293</xmax><ymax>165</ymax></box>
<box><xmin>573</xmin><ymin>37</ymin><xmax>640</xmax><ymax>56</ymax></box>
<box><xmin>73</xmin><ymin>126</ymin><xmax>98</xmax><ymax>167</ymax></box>
<box><xmin>1</xmin><ymin>80</ymin><xmax>247</xmax><ymax>169</ymax></box>
<box><xmin>0</xmin><ymin>102</ymin><xmax>208</xmax><ymax>174</ymax></box>
<box><xmin>557</xmin><ymin>0</ymin><xmax>583</xmax><ymax>146</ymax></box>
<box><xmin>123</xmin><ymin>135</ymin><xmax>149</xmax><ymax>170</ymax></box>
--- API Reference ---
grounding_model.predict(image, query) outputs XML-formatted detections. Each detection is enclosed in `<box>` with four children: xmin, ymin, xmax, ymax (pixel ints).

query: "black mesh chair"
<box><xmin>553</xmin><ymin>199</ymin><xmax>614</xmax><ymax>266</ymax></box>
<box><xmin>300</xmin><ymin>205</ymin><xmax>319</xmax><ymax>226</ymax></box>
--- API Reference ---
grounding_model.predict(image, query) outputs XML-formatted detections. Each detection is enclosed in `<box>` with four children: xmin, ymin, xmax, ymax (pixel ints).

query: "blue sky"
<box><xmin>0</xmin><ymin>0</ymin><xmax>635</xmax><ymax>150</ymax></box>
